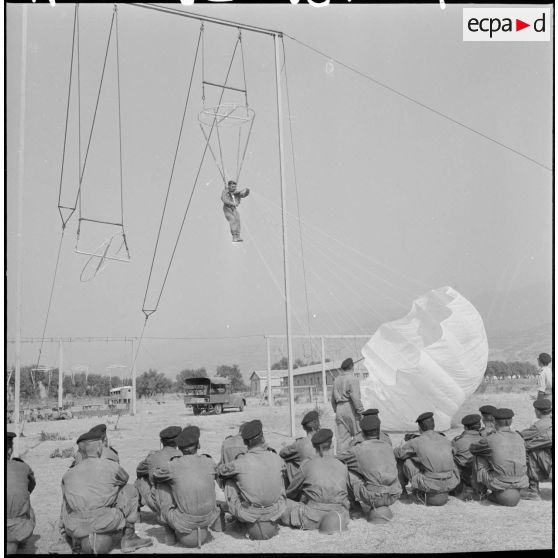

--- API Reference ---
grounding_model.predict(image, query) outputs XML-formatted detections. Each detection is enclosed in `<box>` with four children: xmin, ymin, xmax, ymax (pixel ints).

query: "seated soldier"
<box><xmin>135</xmin><ymin>426</ymin><xmax>182</xmax><ymax>518</ymax></box>
<box><xmin>470</xmin><ymin>408</ymin><xmax>529</xmax><ymax>505</ymax></box>
<box><xmin>152</xmin><ymin>426</ymin><xmax>221</xmax><ymax>547</ymax></box>
<box><xmin>217</xmin><ymin>420</ymin><xmax>286</xmax><ymax>536</ymax></box>
<box><xmin>351</xmin><ymin>409</ymin><xmax>392</xmax><ymax>446</ymax></box>
<box><xmin>280</xmin><ymin>410</ymin><xmax>320</xmax><ymax>488</ymax></box>
<box><xmin>61</xmin><ymin>429</ymin><xmax>152</xmax><ymax>553</ymax></box>
<box><xmin>478</xmin><ymin>405</ymin><xmax>497</xmax><ymax>437</ymax></box>
<box><xmin>450</xmin><ymin>414</ymin><xmax>483</xmax><ymax>498</ymax></box>
<box><xmin>219</xmin><ymin>424</ymin><xmax>248</xmax><ymax>467</ymax></box>
<box><xmin>519</xmin><ymin>399</ymin><xmax>553</xmax><ymax>500</ymax></box>
<box><xmin>281</xmin><ymin>428</ymin><xmax>350</xmax><ymax>531</ymax></box>
<box><xmin>7</xmin><ymin>432</ymin><xmax>36</xmax><ymax>555</ymax></box>
<box><xmin>71</xmin><ymin>423</ymin><xmax>119</xmax><ymax>467</ymax></box>
<box><xmin>337</xmin><ymin>415</ymin><xmax>400</xmax><ymax>521</ymax></box>
<box><xmin>393</xmin><ymin>412</ymin><xmax>459</xmax><ymax>504</ymax></box>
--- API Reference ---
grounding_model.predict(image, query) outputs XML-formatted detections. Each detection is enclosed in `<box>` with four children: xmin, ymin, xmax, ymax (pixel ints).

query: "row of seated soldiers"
<box><xmin>6</xmin><ymin>398</ymin><xmax>552</xmax><ymax>554</ymax></box>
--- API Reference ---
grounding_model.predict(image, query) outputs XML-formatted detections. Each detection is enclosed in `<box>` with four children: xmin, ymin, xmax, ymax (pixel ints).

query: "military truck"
<box><xmin>183</xmin><ymin>377</ymin><xmax>246</xmax><ymax>415</ymax></box>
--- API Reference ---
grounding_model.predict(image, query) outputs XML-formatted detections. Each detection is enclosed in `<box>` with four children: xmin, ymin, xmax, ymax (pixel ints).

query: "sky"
<box><xmin>6</xmin><ymin>3</ymin><xmax>553</xmax><ymax>381</ymax></box>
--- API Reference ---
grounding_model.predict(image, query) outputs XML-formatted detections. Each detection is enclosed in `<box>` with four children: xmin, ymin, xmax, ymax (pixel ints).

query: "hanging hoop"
<box><xmin>79</xmin><ymin>234</ymin><xmax>129</xmax><ymax>282</ymax></box>
<box><xmin>198</xmin><ymin>103</ymin><xmax>255</xmax><ymax>129</ymax></box>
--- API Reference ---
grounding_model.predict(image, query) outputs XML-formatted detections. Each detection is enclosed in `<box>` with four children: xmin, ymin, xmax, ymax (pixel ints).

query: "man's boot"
<box><xmin>520</xmin><ymin>480</ymin><xmax>541</xmax><ymax>501</ymax></box>
<box><xmin>121</xmin><ymin>523</ymin><xmax>153</xmax><ymax>553</ymax></box>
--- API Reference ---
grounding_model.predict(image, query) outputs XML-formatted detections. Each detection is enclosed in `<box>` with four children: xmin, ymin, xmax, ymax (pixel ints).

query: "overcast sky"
<box><xmin>6</xmin><ymin>3</ymin><xmax>553</xmax><ymax>379</ymax></box>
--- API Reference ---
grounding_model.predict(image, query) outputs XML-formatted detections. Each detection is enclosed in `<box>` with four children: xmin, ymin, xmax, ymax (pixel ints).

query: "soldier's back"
<box><xmin>353</xmin><ymin>439</ymin><xmax>398</xmax><ymax>485</ymax></box>
<box><xmin>7</xmin><ymin>460</ymin><xmax>33</xmax><ymax>517</ymax></box>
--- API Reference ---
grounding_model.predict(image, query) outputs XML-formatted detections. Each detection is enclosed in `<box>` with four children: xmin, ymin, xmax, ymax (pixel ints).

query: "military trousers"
<box><xmin>526</xmin><ymin>449</ymin><xmax>553</xmax><ymax>483</ymax></box>
<box><xmin>347</xmin><ymin>471</ymin><xmax>401</xmax><ymax>512</ymax></box>
<box><xmin>397</xmin><ymin>459</ymin><xmax>459</xmax><ymax>494</ymax></box>
<box><xmin>7</xmin><ymin>507</ymin><xmax>35</xmax><ymax>543</ymax></box>
<box><xmin>223</xmin><ymin>206</ymin><xmax>241</xmax><ymax>239</ymax></box>
<box><xmin>280</xmin><ymin>499</ymin><xmax>349</xmax><ymax>530</ymax></box>
<box><xmin>334</xmin><ymin>403</ymin><xmax>360</xmax><ymax>453</ymax></box>
<box><xmin>223</xmin><ymin>480</ymin><xmax>285</xmax><ymax>524</ymax></box>
<box><xmin>471</xmin><ymin>457</ymin><xmax>529</xmax><ymax>492</ymax></box>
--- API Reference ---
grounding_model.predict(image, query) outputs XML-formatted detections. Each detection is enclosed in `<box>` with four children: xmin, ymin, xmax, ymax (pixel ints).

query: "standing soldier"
<box><xmin>280</xmin><ymin>410</ymin><xmax>321</xmax><ymax>487</ymax></box>
<box><xmin>519</xmin><ymin>399</ymin><xmax>553</xmax><ymax>500</ymax></box>
<box><xmin>152</xmin><ymin>426</ymin><xmax>221</xmax><ymax>548</ymax></box>
<box><xmin>135</xmin><ymin>426</ymin><xmax>182</xmax><ymax>518</ymax></box>
<box><xmin>7</xmin><ymin>432</ymin><xmax>36</xmax><ymax>555</ymax></box>
<box><xmin>469</xmin><ymin>408</ymin><xmax>529</xmax><ymax>506</ymax></box>
<box><xmin>61</xmin><ymin>429</ymin><xmax>152</xmax><ymax>553</ymax></box>
<box><xmin>535</xmin><ymin>353</ymin><xmax>553</xmax><ymax>401</ymax></box>
<box><xmin>478</xmin><ymin>405</ymin><xmax>497</xmax><ymax>437</ymax></box>
<box><xmin>281</xmin><ymin>428</ymin><xmax>350</xmax><ymax>532</ymax></box>
<box><xmin>394</xmin><ymin>412</ymin><xmax>459</xmax><ymax>506</ymax></box>
<box><xmin>337</xmin><ymin>415</ymin><xmax>400</xmax><ymax>523</ymax></box>
<box><xmin>217</xmin><ymin>419</ymin><xmax>286</xmax><ymax>540</ymax></box>
<box><xmin>331</xmin><ymin>358</ymin><xmax>364</xmax><ymax>452</ymax></box>
<box><xmin>221</xmin><ymin>180</ymin><xmax>250</xmax><ymax>242</ymax></box>
<box><xmin>450</xmin><ymin>414</ymin><xmax>483</xmax><ymax>499</ymax></box>
<box><xmin>351</xmin><ymin>409</ymin><xmax>392</xmax><ymax>446</ymax></box>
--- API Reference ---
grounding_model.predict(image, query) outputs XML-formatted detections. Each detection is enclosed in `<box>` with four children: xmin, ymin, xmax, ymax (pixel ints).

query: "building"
<box><xmin>250</xmin><ymin>360</ymin><xmax>369</xmax><ymax>397</ymax></box>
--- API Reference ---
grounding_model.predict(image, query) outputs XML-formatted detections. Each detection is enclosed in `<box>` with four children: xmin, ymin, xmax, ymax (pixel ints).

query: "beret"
<box><xmin>312</xmin><ymin>428</ymin><xmax>333</xmax><ymax>445</ymax></box>
<box><xmin>416</xmin><ymin>412</ymin><xmax>433</xmax><ymax>423</ymax></box>
<box><xmin>176</xmin><ymin>426</ymin><xmax>200</xmax><ymax>448</ymax></box>
<box><xmin>89</xmin><ymin>424</ymin><xmax>107</xmax><ymax>434</ymax></box>
<box><xmin>461</xmin><ymin>414</ymin><xmax>482</xmax><ymax>426</ymax></box>
<box><xmin>533</xmin><ymin>399</ymin><xmax>552</xmax><ymax>410</ymax></box>
<box><xmin>160</xmin><ymin>426</ymin><xmax>182</xmax><ymax>441</ymax></box>
<box><xmin>241</xmin><ymin>420</ymin><xmax>263</xmax><ymax>441</ymax></box>
<box><xmin>7</xmin><ymin>432</ymin><xmax>16</xmax><ymax>439</ymax></box>
<box><xmin>362</xmin><ymin>409</ymin><xmax>379</xmax><ymax>416</ymax></box>
<box><xmin>341</xmin><ymin>358</ymin><xmax>354</xmax><ymax>371</ymax></box>
<box><xmin>361</xmin><ymin>415</ymin><xmax>381</xmax><ymax>432</ymax></box>
<box><xmin>493</xmin><ymin>408</ymin><xmax>514</xmax><ymax>420</ymax></box>
<box><xmin>478</xmin><ymin>405</ymin><xmax>497</xmax><ymax>416</ymax></box>
<box><xmin>301</xmin><ymin>410</ymin><xmax>319</xmax><ymax>426</ymax></box>
<box><xmin>77</xmin><ymin>430</ymin><xmax>104</xmax><ymax>444</ymax></box>
<box><xmin>538</xmin><ymin>353</ymin><xmax>552</xmax><ymax>365</ymax></box>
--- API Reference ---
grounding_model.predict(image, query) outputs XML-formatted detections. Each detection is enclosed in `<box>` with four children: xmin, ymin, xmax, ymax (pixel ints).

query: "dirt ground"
<box><xmin>11</xmin><ymin>391</ymin><xmax>553</xmax><ymax>554</ymax></box>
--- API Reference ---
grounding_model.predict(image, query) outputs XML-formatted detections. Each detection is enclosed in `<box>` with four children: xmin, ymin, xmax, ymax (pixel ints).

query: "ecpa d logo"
<box><xmin>463</xmin><ymin>8</ymin><xmax>550</xmax><ymax>41</ymax></box>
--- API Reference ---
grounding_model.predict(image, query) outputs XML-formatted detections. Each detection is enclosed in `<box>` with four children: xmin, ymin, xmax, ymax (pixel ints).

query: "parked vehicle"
<box><xmin>183</xmin><ymin>377</ymin><xmax>246</xmax><ymax>415</ymax></box>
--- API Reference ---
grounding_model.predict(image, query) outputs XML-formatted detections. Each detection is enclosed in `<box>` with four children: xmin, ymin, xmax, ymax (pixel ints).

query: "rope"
<box><xmin>284</xmin><ymin>34</ymin><xmax>551</xmax><ymax>173</ymax></box>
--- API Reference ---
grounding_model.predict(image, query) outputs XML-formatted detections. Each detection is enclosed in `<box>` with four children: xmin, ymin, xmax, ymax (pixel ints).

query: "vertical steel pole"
<box><xmin>131</xmin><ymin>339</ymin><xmax>137</xmax><ymax>415</ymax></box>
<box><xmin>58</xmin><ymin>341</ymin><xmax>63</xmax><ymax>408</ymax></box>
<box><xmin>14</xmin><ymin>5</ymin><xmax>29</xmax><ymax>457</ymax></box>
<box><xmin>274</xmin><ymin>34</ymin><xmax>295</xmax><ymax>438</ymax></box>
<box><xmin>266</xmin><ymin>336</ymin><xmax>272</xmax><ymax>407</ymax></box>
<box><xmin>321</xmin><ymin>336</ymin><xmax>328</xmax><ymax>404</ymax></box>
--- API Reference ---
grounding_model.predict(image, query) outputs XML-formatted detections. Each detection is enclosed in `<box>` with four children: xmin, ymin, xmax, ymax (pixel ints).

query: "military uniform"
<box><xmin>351</xmin><ymin>430</ymin><xmax>392</xmax><ymax>447</ymax></box>
<box><xmin>153</xmin><ymin>454</ymin><xmax>220</xmax><ymax>534</ymax></box>
<box><xmin>331</xmin><ymin>359</ymin><xmax>364</xmax><ymax>452</ymax></box>
<box><xmin>7</xmin><ymin>458</ymin><xmax>36</xmax><ymax>544</ymax></box>
<box><xmin>282</xmin><ymin>453</ymin><xmax>349</xmax><ymax>530</ymax></box>
<box><xmin>394</xmin><ymin>430</ymin><xmax>459</xmax><ymax>495</ymax></box>
<box><xmin>520</xmin><ymin>415</ymin><xmax>553</xmax><ymax>484</ymax></box>
<box><xmin>218</xmin><ymin>445</ymin><xmax>286</xmax><ymax>524</ymax></box>
<box><xmin>222</xmin><ymin>183</ymin><xmax>249</xmax><ymax>242</ymax></box>
<box><xmin>72</xmin><ymin>445</ymin><xmax>119</xmax><ymax>467</ymax></box>
<box><xmin>338</xmin><ymin>438</ymin><xmax>400</xmax><ymax>512</ymax></box>
<box><xmin>470</xmin><ymin>430</ymin><xmax>529</xmax><ymax>492</ymax></box>
<box><xmin>280</xmin><ymin>435</ymin><xmax>315</xmax><ymax>487</ymax></box>
<box><xmin>219</xmin><ymin>433</ymin><xmax>248</xmax><ymax>465</ymax></box>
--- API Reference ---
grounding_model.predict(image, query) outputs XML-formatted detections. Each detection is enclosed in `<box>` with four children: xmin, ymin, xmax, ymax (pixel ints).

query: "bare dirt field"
<box><xmin>11</xmin><ymin>389</ymin><xmax>553</xmax><ymax>554</ymax></box>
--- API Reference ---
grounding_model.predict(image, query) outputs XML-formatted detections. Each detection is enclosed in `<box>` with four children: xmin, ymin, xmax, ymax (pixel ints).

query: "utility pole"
<box><xmin>58</xmin><ymin>341</ymin><xmax>63</xmax><ymax>408</ymax></box>
<box><xmin>321</xmin><ymin>336</ymin><xmax>327</xmax><ymax>404</ymax></box>
<box><xmin>266</xmin><ymin>336</ymin><xmax>272</xmax><ymax>407</ymax></box>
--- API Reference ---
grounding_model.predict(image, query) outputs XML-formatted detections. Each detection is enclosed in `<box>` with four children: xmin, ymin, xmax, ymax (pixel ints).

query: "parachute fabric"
<box><xmin>360</xmin><ymin>286</ymin><xmax>488</xmax><ymax>432</ymax></box>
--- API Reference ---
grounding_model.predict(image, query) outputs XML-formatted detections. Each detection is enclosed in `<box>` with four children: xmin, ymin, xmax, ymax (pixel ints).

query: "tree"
<box><xmin>136</xmin><ymin>369</ymin><xmax>173</xmax><ymax>398</ymax></box>
<box><xmin>216</xmin><ymin>364</ymin><xmax>248</xmax><ymax>392</ymax></box>
<box><xmin>176</xmin><ymin>367</ymin><xmax>207</xmax><ymax>391</ymax></box>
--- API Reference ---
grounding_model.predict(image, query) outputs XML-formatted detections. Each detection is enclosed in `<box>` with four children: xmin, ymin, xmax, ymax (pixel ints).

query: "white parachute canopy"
<box><xmin>360</xmin><ymin>286</ymin><xmax>488</xmax><ymax>432</ymax></box>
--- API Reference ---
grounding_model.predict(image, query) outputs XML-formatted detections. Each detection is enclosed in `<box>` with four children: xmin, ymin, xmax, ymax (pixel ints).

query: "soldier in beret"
<box><xmin>217</xmin><ymin>419</ymin><xmax>286</xmax><ymax>529</ymax></box>
<box><xmin>337</xmin><ymin>415</ymin><xmax>401</xmax><ymax>517</ymax></box>
<box><xmin>478</xmin><ymin>405</ymin><xmax>497</xmax><ymax>437</ymax></box>
<box><xmin>519</xmin><ymin>399</ymin><xmax>553</xmax><ymax>500</ymax></box>
<box><xmin>280</xmin><ymin>410</ymin><xmax>321</xmax><ymax>487</ymax></box>
<box><xmin>469</xmin><ymin>408</ymin><xmax>528</xmax><ymax>503</ymax></box>
<box><xmin>6</xmin><ymin>432</ymin><xmax>36</xmax><ymax>554</ymax></box>
<box><xmin>351</xmin><ymin>409</ymin><xmax>392</xmax><ymax>446</ymax></box>
<box><xmin>393</xmin><ymin>412</ymin><xmax>459</xmax><ymax>502</ymax></box>
<box><xmin>281</xmin><ymin>428</ymin><xmax>350</xmax><ymax>531</ymax></box>
<box><xmin>152</xmin><ymin>426</ymin><xmax>221</xmax><ymax>544</ymax></box>
<box><xmin>71</xmin><ymin>423</ymin><xmax>119</xmax><ymax>467</ymax></box>
<box><xmin>331</xmin><ymin>357</ymin><xmax>364</xmax><ymax>453</ymax></box>
<box><xmin>135</xmin><ymin>426</ymin><xmax>183</xmax><ymax>518</ymax></box>
<box><xmin>450</xmin><ymin>414</ymin><xmax>483</xmax><ymax>499</ymax></box>
<box><xmin>60</xmin><ymin>429</ymin><xmax>152</xmax><ymax>553</ymax></box>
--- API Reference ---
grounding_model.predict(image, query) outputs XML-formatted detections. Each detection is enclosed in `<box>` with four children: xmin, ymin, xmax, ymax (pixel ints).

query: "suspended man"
<box><xmin>221</xmin><ymin>180</ymin><xmax>250</xmax><ymax>242</ymax></box>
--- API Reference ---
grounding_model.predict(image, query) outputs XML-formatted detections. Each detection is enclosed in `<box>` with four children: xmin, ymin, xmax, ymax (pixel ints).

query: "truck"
<box><xmin>183</xmin><ymin>376</ymin><xmax>246</xmax><ymax>415</ymax></box>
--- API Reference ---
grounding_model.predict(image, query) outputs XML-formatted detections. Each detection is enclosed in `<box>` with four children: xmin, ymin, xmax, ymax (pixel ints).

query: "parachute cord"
<box><xmin>77</xmin><ymin>3</ymin><xmax>82</xmax><ymax>219</ymax></box>
<box><xmin>114</xmin><ymin>5</ymin><xmax>125</xmax><ymax>231</ymax></box>
<box><xmin>234</xmin><ymin>113</ymin><xmax>254</xmax><ymax>185</ymax></box>
<box><xmin>144</xmin><ymin>32</ymin><xmax>242</xmax><ymax>315</ymax></box>
<box><xmin>201</xmin><ymin>24</ymin><xmax>205</xmax><ymax>103</ymax></box>
<box><xmin>142</xmin><ymin>27</ymin><xmax>203</xmax><ymax>313</ymax></box>
<box><xmin>284</xmin><ymin>34</ymin><xmax>551</xmax><ymax>173</ymax></box>
<box><xmin>74</xmin><ymin>10</ymin><xmax>116</xmax><ymax>216</ymax></box>
<box><xmin>131</xmin><ymin>316</ymin><xmax>149</xmax><ymax>380</ymax></box>
<box><xmin>239</xmin><ymin>29</ymin><xmax>249</xmax><ymax>107</ymax></box>
<box><xmin>34</xmin><ymin>229</ymin><xmax>66</xmax><ymax>383</ymax></box>
<box><xmin>57</xmin><ymin>5</ymin><xmax>78</xmax><ymax>228</ymax></box>
<box><xmin>281</xmin><ymin>36</ymin><xmax>315</xmax><ymax>363</ymax></box>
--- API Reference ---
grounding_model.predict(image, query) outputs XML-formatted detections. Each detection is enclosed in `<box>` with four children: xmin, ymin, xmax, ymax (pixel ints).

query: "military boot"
<box><xmin>520</xmin><ymin>480</ymin><xmax>541</xmax><ymax>501</ymax></box>
<box><xmin>120</xmin><ymin>524</ymin><xmax>153</xmax><ymax>553</ymax></box>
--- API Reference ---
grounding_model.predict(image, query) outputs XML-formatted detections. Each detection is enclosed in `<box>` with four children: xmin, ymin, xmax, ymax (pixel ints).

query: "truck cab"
<box><xmin>183</xmin><ymin>377</ymin><xmax>246</xmax><ymax>415</ymax></box>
